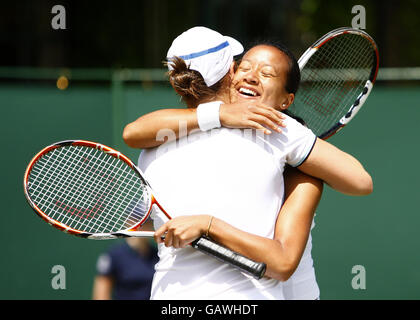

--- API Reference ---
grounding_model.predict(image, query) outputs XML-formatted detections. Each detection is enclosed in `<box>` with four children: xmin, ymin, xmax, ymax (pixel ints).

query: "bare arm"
<box><xmin>298</xmin><ymin>138</ymin><xmax>373</xmax><ymax>195</ymax></box>
<box><xmin>123</xmin><ymin>103</ymin><xmax>286</xmax><ymax>149</ymax></box>
<box><xmin>123</xmin><ymin>108</ymin><xmax>199</xmax><ymax>149</ymax></box>
<box><xmin>270</xmin><ymin>167</ymin><xmax>321</xmax><ymax>279</ymax></box>
<box><xmin>154</xmin><ymin>168</ymin><xmax>323</xmax><ymax>281</ymax></box>
<box><xmin>124</xmin><ymin>108</ymin><xmax>371</xmax><ymax>196</ymax></box>
<box><xmin>92</xmin><ymin>275</ymin><xmax>114</xmax><ymax>300</ymax></box>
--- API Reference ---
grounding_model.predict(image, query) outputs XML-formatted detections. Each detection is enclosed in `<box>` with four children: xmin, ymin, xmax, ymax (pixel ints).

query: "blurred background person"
<box><xmin>92</xmin><ymin>221</ymin><xmax>158</xmax><ymax>300</ymax></box>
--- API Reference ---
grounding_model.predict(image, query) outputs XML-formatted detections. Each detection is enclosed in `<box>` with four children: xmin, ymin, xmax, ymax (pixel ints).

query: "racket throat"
<box><xmin>87</xmin><ymin>230</ymin><xmax>155</xmax><ymax>240</ymax></box>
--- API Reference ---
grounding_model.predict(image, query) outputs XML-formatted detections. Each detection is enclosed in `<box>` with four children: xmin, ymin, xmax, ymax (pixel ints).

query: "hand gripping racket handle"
<box><xmin>191</xmin><ymin>236</ymin><xmax>266</xmax><ymax>279</ymax></box>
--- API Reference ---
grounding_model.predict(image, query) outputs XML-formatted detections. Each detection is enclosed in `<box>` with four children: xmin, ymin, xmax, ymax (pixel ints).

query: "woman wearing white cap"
<box><xmin>125</xmin><ymin>27</ymin><xmax>287</xmax><ymax>148</ymax></box>
<box><xmin>124</xmin><ymin>27</ymin><xmax>372</xmax><ymax>300</ymax></box>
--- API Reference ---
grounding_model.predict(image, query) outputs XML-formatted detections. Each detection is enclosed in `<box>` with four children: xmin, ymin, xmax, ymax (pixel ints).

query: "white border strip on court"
<box><xmin>376</xmin><ymin>67</ymin><xmax>420</xmax><ymax>81</ymax></box>
<box><xmin>1</xmin><ymin>67</ymin><xmax>420</xmax><ymax>82</ymax></box>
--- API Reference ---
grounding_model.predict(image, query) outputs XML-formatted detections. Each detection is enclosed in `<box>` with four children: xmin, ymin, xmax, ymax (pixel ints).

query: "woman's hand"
<box><xmin>220</xmin><ymin>102</ymin><xmax>286</xmax><ymax>134</ymax></box>
<box><xmin>154</xmin><ymin>215</ymin><xmax>212</xmax><ymax>248</ymax></box>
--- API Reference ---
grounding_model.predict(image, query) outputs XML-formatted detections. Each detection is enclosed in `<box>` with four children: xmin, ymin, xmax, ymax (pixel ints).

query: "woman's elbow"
<box><xmin>338</xmin><ymin>170</ymin><xmax>373</xmax><ymax>196</ymax></box>
<box><xmin>277</xmin><ymin>269</ymin><xmax>295</xmax><ymax>282</ymax></box>
<box><xmin>280</xmin><ymin>262</ymin><xmax>299</xmax><ymax>282</ymax></box>
<box><xmin>123</xmin><ymin>124</ymin><xmax>142</xmax><ymax>148</ymax></box>
<box><xmin>355</xmin><ymin>172</ymin><xmax>373</xmax><ymax>195</ymax></box>
<box><xmin>267</xmin><ymin>260</ymin><xmax>298</xmax><ymax>282</ymax></box>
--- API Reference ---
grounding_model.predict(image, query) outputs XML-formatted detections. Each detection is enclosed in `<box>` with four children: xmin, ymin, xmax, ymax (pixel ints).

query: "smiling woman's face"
<box><xmin>230</xmin><ymin>45</ymin><xmax>294</xmax><ymax>110</ymax></box>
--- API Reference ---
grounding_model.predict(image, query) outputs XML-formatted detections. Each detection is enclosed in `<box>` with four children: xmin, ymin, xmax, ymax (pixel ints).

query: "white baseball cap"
<box><xmin>166</xmin><ymin>26</ymin><xmax>244</xmax><ymax>87</ymax></box>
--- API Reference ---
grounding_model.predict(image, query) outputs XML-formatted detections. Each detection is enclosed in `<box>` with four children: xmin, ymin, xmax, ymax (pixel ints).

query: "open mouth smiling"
<box><xmin>238</xmin><ymin>87</ymin><xmax>260</xmax><ymax>98</ymax></box>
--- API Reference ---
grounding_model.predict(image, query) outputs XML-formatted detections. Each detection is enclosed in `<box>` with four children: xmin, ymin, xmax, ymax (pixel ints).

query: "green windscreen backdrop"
<box><xmin>1</xmin><ymin>81</ymin><xmax>419</xmax><ymax>299</ymax></box>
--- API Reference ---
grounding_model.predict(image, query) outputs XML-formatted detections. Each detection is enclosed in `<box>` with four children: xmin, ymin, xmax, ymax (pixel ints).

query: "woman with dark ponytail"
<box><xmin>166</xmin><ymin>56</ymin><xmax>229</xmax><ymax>108</ymax></box>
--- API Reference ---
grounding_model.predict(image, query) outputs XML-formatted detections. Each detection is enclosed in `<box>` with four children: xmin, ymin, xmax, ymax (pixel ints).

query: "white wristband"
<box><xmin>196</xmin><ymin>101</ymin><xmax>222</xmax><ymax>131</ymax></box>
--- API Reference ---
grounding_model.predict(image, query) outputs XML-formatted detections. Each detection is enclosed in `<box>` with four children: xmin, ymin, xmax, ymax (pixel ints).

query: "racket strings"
<box><xmin>305</xmin><ymin>35</ymin><xmax>371</xmax><ymax>105</ymax></box>
<box><xmin>293</xmin><ymin>32</ymin><xmax>375</xmax><ymax>136</ymax></box>
<box><xmin>30</xmin><ymin>147</ymin><xmax>120</xmax><ymax>232</ymax></box>
<box><xmin>27</xmin><ymin>145</ymin><xmax>150</xmax><ymax>234</ymax></box>
<box><xmin>30</xmin><ymin>147</ymin><xmax>97</xmax><ymax>229</ymax></box>
<box><xmin>32</xmin><ymin>147</ymin><xmax>101</xmax><ymax>230</ymax></box>
<box><xmin>304</xmin><ymin>34</ymin><xmax>371</xmax><ymax>119</ymax></box>
<box><xmin>49</xmin><ymin>147</ymin><xmax>111</xmax><ymax>229</ymax></box>
<box><xmin>30</xmin><ymin>147</ymin><xmax>148</xmax><ymax>233</ymax></box>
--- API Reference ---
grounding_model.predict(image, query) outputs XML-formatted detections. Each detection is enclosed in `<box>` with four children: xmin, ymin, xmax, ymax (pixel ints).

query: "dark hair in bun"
<box><xmin>165</xmin><ymin>57</ymin><xmax>225</xmax><ymax>108</ymax></box>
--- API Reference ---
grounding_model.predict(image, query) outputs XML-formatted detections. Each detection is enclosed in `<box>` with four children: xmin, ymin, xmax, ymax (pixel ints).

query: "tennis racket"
<box><xmin>23</xmin><ymin>140</ymin><xmax>266</xmax><ymax>279</ymax></box>
<box><xmin>288</xmin><ymin>27</ymin><xmax>379</xmax><ymax>139</ymax></box>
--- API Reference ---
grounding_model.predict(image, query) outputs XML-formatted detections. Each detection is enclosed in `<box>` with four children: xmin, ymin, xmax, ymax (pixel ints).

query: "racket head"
<box><xmin>23</xmin><ymin>140</ymin><xmax>153</xmax><ymax>239</ymax></box>
<box><xmin>288</xmin><ymin>27</ymin><xmax>379</xmax><ymax>139</ymax></box>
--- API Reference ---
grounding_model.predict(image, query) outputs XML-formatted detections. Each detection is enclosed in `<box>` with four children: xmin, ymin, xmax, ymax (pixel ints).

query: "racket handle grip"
<box><xmin>191</xmin><ymin>236</ymin><xmax>266</xmax><ymax>279</ymax></box>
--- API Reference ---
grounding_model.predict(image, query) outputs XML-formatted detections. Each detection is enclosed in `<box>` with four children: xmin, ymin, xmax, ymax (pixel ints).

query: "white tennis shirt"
<box><xmin>138</xmin><ymin>114</ymin><xmax>317</xmax><ymax>300</ymax></box>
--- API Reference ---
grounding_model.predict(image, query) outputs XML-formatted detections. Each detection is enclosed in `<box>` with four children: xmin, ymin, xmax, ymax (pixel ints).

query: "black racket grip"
<box><xmin>191</xmin><ymin>236</ymin><xmax>266</xmax><ymax>279</ymax></box>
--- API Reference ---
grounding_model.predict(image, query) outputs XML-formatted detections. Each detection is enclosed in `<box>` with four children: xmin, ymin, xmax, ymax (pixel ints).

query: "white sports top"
<box><xmin>138</xmin><ymin>115</ymin><xmax>316</xmax><ymax>300</ymax></box>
